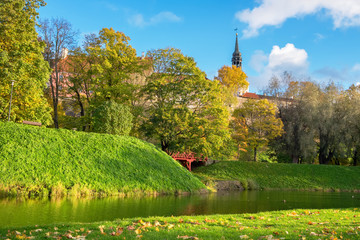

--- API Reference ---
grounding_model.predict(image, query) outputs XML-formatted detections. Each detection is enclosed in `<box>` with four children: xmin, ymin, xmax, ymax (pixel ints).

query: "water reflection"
<box><xmin>0</xmin><ymin>191</ymin><xmax>359</xmax><ymax>227</ymax></box>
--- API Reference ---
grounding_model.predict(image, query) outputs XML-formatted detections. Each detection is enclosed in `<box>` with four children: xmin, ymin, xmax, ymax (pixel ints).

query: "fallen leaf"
<box><xmin>127</xmin><ymin>225</ymin><xmax>135</xmax><ymax>231</ymax></box>
<box><xmin>177</xmin><ymin>236</ymin><xmax>199</xmax><ymax>239</ymax></box>
<box><xmin>135</xmin><ymin>229</ymin><xmax>142</xmax><ymax>235</ymax></box>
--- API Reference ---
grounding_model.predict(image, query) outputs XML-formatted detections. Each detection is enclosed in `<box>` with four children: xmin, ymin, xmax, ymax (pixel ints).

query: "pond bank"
<box><xmin>1</xmin><ymin>208</ymin><xmax>359</xmax><ymax>239</ymax></box>
<box><xmin>194</xmin><ymin>161</ymin><xmax>360</xmax><ymax>192</ymax></box>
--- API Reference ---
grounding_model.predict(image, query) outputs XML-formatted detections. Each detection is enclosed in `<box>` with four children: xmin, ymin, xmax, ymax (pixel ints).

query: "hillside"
<box><xmin>193</xmin><ymin>161</ymin><xmax>360</xmax><ymax>191</ymax></box>
<box><xmin>0</xmin><ymin>122</ymin><xmax>205</xmax><ymax>197</ymax></box>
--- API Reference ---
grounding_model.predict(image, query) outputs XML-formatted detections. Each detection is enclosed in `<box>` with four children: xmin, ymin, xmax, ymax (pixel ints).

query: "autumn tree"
<box><xmin>0</xmin><ymin>0</ymin><xmax>52</xmax><ymax>124</ymax></box>
<box><xmin>215</xmin><ymin>65</ymin><xmax>248</xmax><ymax>107</ymax></box>
<box><xmin>142</xmin><ymin>48</ymin><xmax>231</xmax><ymax>158</ymax></box>
<box><xmin>38</xmin><ymin>17</ymin><xmax>78</xmax><ymax>128</ymax></box>
<box><xmin>216</xmin><ymin>65</ymin><xmax>248</xmax><ymax>94</ymax></box>
<box><xmin>232</xmin><ymin>99</ymin><xmax>283</xmax><ymax>161</ymax></box>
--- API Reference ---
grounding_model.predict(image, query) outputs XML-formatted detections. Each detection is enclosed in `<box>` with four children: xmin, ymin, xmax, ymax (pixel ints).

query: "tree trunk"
<box><xmin>292</xmin><ymin>155</ymin><xmax>299</xmax><ymax>164</ymax></box>
<box><xmin>353</xmin><ymin>148</ymin><xmax>359</xmax><ymax>166</ymax></box>
<box><xmin>318</xmin><ymin>131</ymin><xmax>329</xmax><ymax>164</ymax></box>
<box><xmin>161</xmin><ymin>140</ymin><xmax>168</xmax><ymax>152</ymax></box>
<box><xmin>253</xmin><ymin>147</ymin><xmax>257</xmax><ymax>162</ymax></box>
<box><xmin>53</xmin><ymin>102</ymin><xmax>59</xmax><ymax>128</ymax></box>
<box><xmin>49</xmin><ymin>75</ymin><xmax>59</xmax><ymax>129</ymax></box>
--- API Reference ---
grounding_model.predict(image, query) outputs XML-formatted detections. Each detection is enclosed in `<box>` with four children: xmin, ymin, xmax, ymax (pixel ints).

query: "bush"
<box><xmin>93</xmin><ymin>101</ymin><xmax>133</xmax><ymax>135</ymax></box>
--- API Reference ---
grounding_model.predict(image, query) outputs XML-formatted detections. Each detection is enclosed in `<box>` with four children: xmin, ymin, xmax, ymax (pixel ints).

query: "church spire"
<box><xmin>232</xmin><ymin>33</ymin><xmax>242</xmax><ymax>68</ymax></box>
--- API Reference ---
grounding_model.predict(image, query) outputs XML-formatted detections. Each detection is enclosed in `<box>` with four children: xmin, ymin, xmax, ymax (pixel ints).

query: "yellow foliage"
<box><xmin>216</xmin><ymin>65</ymin><xmax>248</xmax><ymax>95</ymax></box>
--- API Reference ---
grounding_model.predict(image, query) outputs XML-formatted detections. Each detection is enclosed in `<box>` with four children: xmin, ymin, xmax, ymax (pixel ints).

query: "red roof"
<box><xmin>241</xmin><ymin>92</ymin><xmax>260</xmax><ymax>99</ymax></box>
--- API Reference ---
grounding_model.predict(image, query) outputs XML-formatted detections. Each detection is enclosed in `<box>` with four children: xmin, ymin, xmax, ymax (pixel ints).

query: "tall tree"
<box><xmin>142</xmin><ymin>48</ymin><xmax>231</xmax><ymax>158</ymax></box>
<box><xmin>215</xmin><ymin>65</ymin><xmax>248</xmax><ymax>96</ymax></box>
<box><xmin>87</xmin><ymin>28</ymin><xmax>143</xmax><ymax>105</ymax></box>
<box><xmin>232</xmin><ymin>99</ymin><xmax>284</xmax><ymax>161</ymax></box>
<box><xmin>336</xmin><ymin>85</ymin><xmax>360</xmax><ymax>166</ymax></box>
<box><xmin>0</xmin><ymin>0</ymin><xmax>52</xmax><ymax>124</ymax></box>
<box><xmin>38</xmin><ymin>17</ymin><xmax>77</xmax><ymax>128</ymax></box>
<box><xmin>64</xmin><ymin>29</ymin><xmax>148</xmax><ymax>132</ymax></box>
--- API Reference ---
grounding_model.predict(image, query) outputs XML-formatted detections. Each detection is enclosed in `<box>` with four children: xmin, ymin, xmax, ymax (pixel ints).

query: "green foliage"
<box><xmin>273</xmin><ymin>80</ymin><xmax>360</xmax><ymax>165</ymax></box>
<box><xmin>0</xmin><ymin>0</ymin><xmax>52</xmax><ymax>125</ymax></box>
<box><xmin>194</xmin><ymin>161</ymin><xmax>360</xmax><ymax>191</ymax></box>
<box><xmin>232</xmin><ymin>99</ymin><xmax>284</xmax><ymax>161</ymax></box>
<box><xmin>93</xmin><ymin>101</ymin><xmax>133</xmax><ymax>135</ymax></box>
<box><xmin>64</xmin><ymin>29</ymin><xmax>150</xmax><ymax>132</ymax></box>
<box><xmin>142</xmin><ymin>48</ymin><xmax>231</xmax><ymax>159</ymax></box>
<box><xmin>0</xmin><ymin>122</ymin><xmax>205</xmax><ymax>196</ymax></box>
<box><xmin>2</xmin><ymin>209</ymin><xmax>359</xmax><ymax>239</ymax></box>
<box><xmin>88</xmin><ymin>28</ymin><xmax>143</xmax><ymax>104</ymax></box>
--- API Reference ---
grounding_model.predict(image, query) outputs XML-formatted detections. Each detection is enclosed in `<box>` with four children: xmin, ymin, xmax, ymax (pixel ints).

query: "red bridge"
<box><xmin>171</xmin><ymin>152</ymin><xmax>207</xmax><ymax>171</ymax></box>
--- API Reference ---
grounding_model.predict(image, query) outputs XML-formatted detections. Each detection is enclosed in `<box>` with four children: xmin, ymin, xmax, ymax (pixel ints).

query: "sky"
<box><xmin>38</xmin><ymin>0</ymin><xmax>360</xmax><ymax>93</ymax></box>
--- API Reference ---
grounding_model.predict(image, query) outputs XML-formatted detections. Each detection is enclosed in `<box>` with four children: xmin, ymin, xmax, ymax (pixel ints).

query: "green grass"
<box><xmin>193</xmin><ymin>161</ymin><xmax>360</xmax><ymax>191</ymax></box>
<box><xmin>1</xmin><ymin>208</ymin><xmax>359</xmax><ymax>239</ymax></box>
<box><xmin>0</xmin><ymin>122</ymin><xmax>205</xmax><ymax>197</ymax></box>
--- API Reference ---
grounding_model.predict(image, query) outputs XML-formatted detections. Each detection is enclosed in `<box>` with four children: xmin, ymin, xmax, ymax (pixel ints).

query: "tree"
<box><xmin>38</xmin><ymin>17</ymin><xmax>78</xmax><ymax>128</ymax></box>
<box><xmin>215</xmin><ymin>65</ymin><xmax>248</xmax><ymax>96</ymax></box>
<box><xmin>87</xmin><ymin>28</ymin><xmax>144</xmax><ymax>105</ymax></box>
<box><xmin>232</xmin><ymin>99</ymin><xmax>284</xmax><ymax>161</ymax></box>
<box><xmin>335</xmin><ymin>85</ymin><xmax>360</xmax><ymax>166</ymax></box>
<box><xmin>0</xmin><ymin>0</ymin><xmax>52</xmax><ymax>125</ymax></box>
<box><xmin>93</xmin><ymin>100</ymin><xmax>133</xmax><ymax>135</ymax></box>
<box><xmin>64</xmin><ymin>29</ymin><xmax>149</xmax><ymax>132</ymax></box>
<box><xmin>142</xmin><ymin>48</ymin><xmax>231</xmax><ymax>159</ymax></box>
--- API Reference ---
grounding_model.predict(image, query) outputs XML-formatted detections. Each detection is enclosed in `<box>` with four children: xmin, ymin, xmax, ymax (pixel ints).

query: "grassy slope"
<box><xmin>193</xmin><ymin>161</ymin><xmax>360</xmax><ymax>191</ymax></box>
<box><xmin>0</xmin><ymin>122</ymin><xmax>205</xmax><ymax>196</ymax></box>
<box><xmin>1</xmin><ymin>208</ymin><xmax>359</xmax><ymax>239</ymax></box>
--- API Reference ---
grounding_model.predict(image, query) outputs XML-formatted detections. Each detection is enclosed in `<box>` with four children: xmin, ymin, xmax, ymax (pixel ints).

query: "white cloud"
<box><xmin>236</xmin><ymin>0</ymin><xmax>360</xmax><ymax>38</ymax></box>
<box><xmin>268</xmin><ymin>43</ymin><xmax>308</xmax><ymax>71</ymax></box>
<box><xmin>128</xmin><ymin>11</ymin><xmax>181</xmax><ymax>27</ymax></box>
<box><xmin>356</xmin><ymin>82</ymin><xmax>360</xmax><ymax>86</ymax></box>
<box><xmin>248</xmin><ymin>43</ymin><xmax>309</xmax><ymax>91</ymax></box>
<box><xmin>352</xmin><ymin>63</ymin><xmax>360</xmax><ymax>72</ymax></box>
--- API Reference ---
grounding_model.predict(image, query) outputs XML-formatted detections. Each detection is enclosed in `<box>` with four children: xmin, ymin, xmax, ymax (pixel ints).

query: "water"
<box><xmin>1</xmin><ymin>190</ymin><xmax>359</xmax><ymax>227</ymax></box>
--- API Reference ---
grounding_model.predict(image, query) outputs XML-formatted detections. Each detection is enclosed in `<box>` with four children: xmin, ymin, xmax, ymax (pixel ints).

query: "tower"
<box><xmin>232</xmin><ymin>33</ymin><xmax>242</xmax><ymax>68</ymax></box>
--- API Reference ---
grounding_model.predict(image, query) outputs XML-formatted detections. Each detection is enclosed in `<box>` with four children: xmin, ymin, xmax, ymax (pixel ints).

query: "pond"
<box><xmin>1</xmin><ymin>190</ymin><xmax>359</xmax><ymax>227</ymax></box>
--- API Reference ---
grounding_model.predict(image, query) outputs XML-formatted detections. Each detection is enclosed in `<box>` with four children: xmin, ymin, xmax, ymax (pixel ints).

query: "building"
<box><xmin>232</xmin><ymin>33</ymin><xmax>242</xmax><ymax>68</ymax></box>
<box><xmin>230</xmin><ymin>34</ymin><xmax>293</xmax><ymax>108</ymax></box>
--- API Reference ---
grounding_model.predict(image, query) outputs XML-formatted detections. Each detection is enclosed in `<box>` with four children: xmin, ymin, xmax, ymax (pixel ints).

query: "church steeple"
<box><xmin>232</xmin><ymin>33</ymin><xmax>242</xmax><ymax>68</ymax></box>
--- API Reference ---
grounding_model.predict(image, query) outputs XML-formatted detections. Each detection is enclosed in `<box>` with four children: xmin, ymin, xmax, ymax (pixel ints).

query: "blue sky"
<box><xmin>38</xmin><ymin>0</ymin><xmax>360</xmax><ymax>92</ymax></box>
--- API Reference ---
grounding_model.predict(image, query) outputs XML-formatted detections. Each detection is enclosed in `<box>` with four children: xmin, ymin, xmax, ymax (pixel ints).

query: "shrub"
<box><xmin>93</xmin><ymin>101</ymin><xmax>133</xmax><ymax>135</ymax></box>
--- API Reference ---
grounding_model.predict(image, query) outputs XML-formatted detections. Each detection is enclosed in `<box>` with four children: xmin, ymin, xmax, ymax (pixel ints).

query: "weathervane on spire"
<box><xmin>232</xmin><ymin>28</ymin><xmax>242</xmax><ymax>68</ymax></box>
